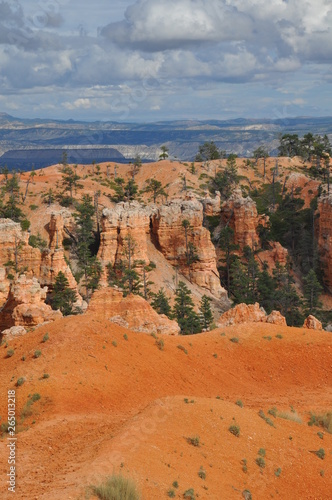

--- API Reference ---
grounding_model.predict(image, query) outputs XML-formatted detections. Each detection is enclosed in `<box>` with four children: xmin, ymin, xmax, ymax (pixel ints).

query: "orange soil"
<box><xmin>0</xmin><ymin>315</ymin><xmax>331</xmax><ymax>499</ymax></box>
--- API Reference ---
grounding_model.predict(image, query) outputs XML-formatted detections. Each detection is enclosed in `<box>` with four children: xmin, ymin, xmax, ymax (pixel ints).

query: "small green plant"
<box><xmin>268</xmin><ymin>407</ymin><xmax>277</xmax><ymax>418</ymax></box>
<box><xmin>150</xmin><ymin>332</ymin><xmax>158</xmax><ymax>339</ymax></box>
<box><xmin>167</xmin><ymin>490</ymin><xmax>175</xmax><ymax>498</ymax></box>
<box><xmin>198</xmin><ymin>466</ymin><xmax>206</xmax><ymax>480</ymax></box>
<box><xmin>314</xmin><ymin>448</ymin><xmax>325</xmax><ymax>460</ymax></box>
<box><xmin>172</xmin><ymin>481</ymin><xmax>179</xmax><ymax>489</ymax></box>
<box><xmin>263</xmin><ymin>336</ymin><xmax>272</xmax><ymax>341</ymax></box>
<box><xmin>21</xmin><ymin>394</ymin><xmax>41</xmax><ymax>420</ymax></box>
<box><xmin>241</xmin><ymin>459</ymin><xmax>247</xmax><ymax>473</ymax></box>
<box><xmin>34</xmin><ymin>350</ymin><xmax>42</xmax><ymax>358</ymax></box>
<box><xmin>16</xmin><ymin>377</ymin><xmax>25</xmax><ymax>387</ymax></box>
<box><xmin>21</xmin><ymin>356</ymin><xmax>25</xmax><ymax>361</ymax></box>
<box><xmin>89</xmin><ymin>474</ymin><xmax>140</xmax><ymax>500</ymax></box>
<box><xmin>155</xmin><ymin>338</ymin><xmax>164</xmax><ymax>351</ymax></box>
<box><xmin>213</xmin><ymin>353</ymin><xmax>218</xmax><ymax>358</ymax></box>
<box><xmin>6</xmin><ymin>349</ymin><xmax>15</xmax><ymax>358</ymax></box>
<box><xmin>123</xmin><ymin>334</ymin><xmax>128</xmax><ymax>341</ymax></box>
<box><xmin>276</xmin><ymin>334</ymin><xmax>283</xmax><ymax>339</ymax></box>
<box><xmin>258</xmin><ymin>448</ymin><xmax>266</xmax><ymax>457</ymax></box>
<box><xmin>255</xmin><ymin>457</ymin><xmax>266</xmax><ymax>468</ymax></box>
<box><xmin>30</xmin><ymin>393</ymin><xmax>41</xmax><ymax>402</ymax></box>
<box><xmin>320</xmin><ymin>469</ymin><xmax>325</xmax><ymax>477</ymax></box>
<box><xmin>42</xmin><ymin>333</ymin><xmax>49</xmax><ymax>342</ymax></box>
<box><xmin>183</xmin><ymin>489</ymin><xmax>195</xmax><ymax>499</ymax></box>
<box><xmin>43</xmin><ymin>373</ymin><xmax>50</xmax><ymax>379</ymax></box>
<box><xmin>187</xmin><ymin>436</ymin><xmax>200</xmax><ymax>447</ymax></box>
<box><xmin>317</xmin><ymin>431</ymin><xmax>324</xmax><ymax>439</ymax></box>
<box><xmin>229</xmin><ymin>425</ymin><xmax>240</xmax><ymax>437</ymax></box>
<box><xmin>184</xmin><ymin>399</ymin><xmax>195</xmax><ymax>404</ymax></box>
<box><xmin>308</xmin><ymin>412</ymin><xmax>332</xmax><ymax>433</ymax></box>
<box><xmin>112</xmin><ymin>340</ymin><xmax>117</xmax><ymax>347</ymax></box>
<box><xmin>230</xmin><ymin>337</ymin><xmax>239</xmax><ymax>343</ymax></box>
<box><xmin>236</xmin><ymin>400</ymin><xmax>243</xmax><ymax>408</ymax></box>
<box><xmin>177</xmin><ymin>345</ymin><xmax>188</xmax><ymax>354</ymax></box>
<box><xmin>275</xmin><ymin>468</ymin><xmax>282</xmax><ymax>477</ymax></box>
<box><xmin>258</xmin><ymin>410</ymin><xmax>275</xmax><ymax>427</ymax></box>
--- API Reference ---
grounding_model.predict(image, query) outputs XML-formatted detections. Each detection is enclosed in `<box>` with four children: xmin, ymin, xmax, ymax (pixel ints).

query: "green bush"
<box><xmin>34</xmin><ymin>350</ymin><xmax>42</xmax><ymax>358</ymax></box>
<box><xmin>255</xmin><ymin>457</ymin><xmax>266</xmax><ymax>468</ymax></box>
<box><xmin>187</xmin><ymin>436</ymin><xmax>200</xmax><ymax>447</ymax></box>
<box><xmin>183</xmin><ymin>488</ymin><xmax>195</xmax><ymax>499</ymax></box>
<box><xmin>16</xmin><ymin>377</ymin><xmax>25</xmax><ymax>387</ymax></box>
<box><xmin>42</xmin><ymin>333</ymin><xmax>49</xmax><ymax>343</ymax></box>
<box><xmin>229</xmin><ymin>425</ymin><xmax>240</xmax><ymax>437</ymax></box>
<box><xmin>6</xmin><ymin>349</ymin><xmax>15</xmax><ymax>358</ymax></box>
<box><xmin>90</xmin><ymin>474</ymin><xmax>141</xmax><ymax>500</ymax></box>
<box><xmin>230</xmin><ymin>337</ymin><xmax>239</xmax><ymax>343</ymax></box>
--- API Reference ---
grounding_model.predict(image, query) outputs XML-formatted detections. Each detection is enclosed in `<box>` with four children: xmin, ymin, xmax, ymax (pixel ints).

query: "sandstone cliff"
<box><xmin>0</xmin><ymin>275</ymin><xmax>62</xmax><ymax>331</ymax></box>
<box><xmin>220</xmin><ymin>188</ymin><xmax>268</xmax><ymax>250</ymax></box>
<box><xmin>318</xmin><ymin>194</ymin><xmax>332</xmax><ymax>291</ymax></box>
<box><xmin>218</xmin><ymin>302</ymin><xmax>287</xmax><ymax>327</ymax></box>
<box><xmin>98</xmin><ymin>200</ymin><xmax>226</xmax><ymax>299</ymax></box>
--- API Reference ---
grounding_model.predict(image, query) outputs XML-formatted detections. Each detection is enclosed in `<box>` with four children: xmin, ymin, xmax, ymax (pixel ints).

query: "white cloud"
<box><xmin>63</xmin><ymin>98</ymin><xmax>91</xmax><ymax>110</ymax></box>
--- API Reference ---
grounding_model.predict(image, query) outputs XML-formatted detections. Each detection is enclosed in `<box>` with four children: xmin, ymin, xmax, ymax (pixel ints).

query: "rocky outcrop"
<box><xmin>202</xmin><ymin>191</ymin><xmax>221</xmax><ymax>216</ymax></box>
<box><xmin>221</xmin><ymin>189</ymin><xmax>268</xmax><ymax>250</ymax></box>
<box><xmin>303</xmin><ymin>315</ymin><xmax>323</xmax><ymax>330</ymax></box>
<box><xmin>259</xmin><ymin>241</ymin><xmax>289</xmax><ymax>268</ymax></box>
<box><xmin>0</xmin><ymin>217</ymin><xmax>81</xmax><ymax>300</ymax></box>
<box><xmin>98</xmin><ymin>200</ymin><xmax>227</xmax><ymax>299</ymax></box>
<box><xmin>152</xmin><ymin>198</ymin><xmax>226</xmax><ymax>298</ymax></box>
<box><xmin>318</xmin><ymin>194</ymin><xmax>332</xmax><ymax>291</ymax></box>
<box><xmin>218</xmin><ymin>302</ymin><xmax>287</xmax><ymax>327</ymax></box>
<box><xmin>98</xmin><ymin>202</ymin><xmax>153</xmax><ymax>268</ymax></box>
<box><xmin>88</xmin><ymin>288</ymin><xmax>180</xmax><ymax>335</ymax></box>
<box><xmin>1</xmin><ymin>326</ymin><xmax>27</xmax><ymax>340</ymax></box>
<box><xmin>0</xmin><ymin>276</ymin><xmax>62</xmax><ymax>331</ymax></box>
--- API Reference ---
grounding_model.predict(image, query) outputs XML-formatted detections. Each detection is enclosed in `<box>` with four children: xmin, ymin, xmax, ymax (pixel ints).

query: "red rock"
<box><xmin>88</xmin><ymin>288</ymin><xmax>180</xmax><ymax>335</ymax></box>
<box><xmin>266</xmin><ymin>310</ymin><xmax>287</xmax><ymax>326</ymax></box>
<box><xmin>303</xmin><ymin>315</ymin><xmax>323</xmax><ymax>330</ymax></box>
<box><xmin>221</xmin><ymin>189</ymin><xmax>268</xmax><ymax>250</ymax></box>
<box><xmin>218</xmin><ymin>303</ymin><xmax>266</xmax><ymax>326</ymax></box>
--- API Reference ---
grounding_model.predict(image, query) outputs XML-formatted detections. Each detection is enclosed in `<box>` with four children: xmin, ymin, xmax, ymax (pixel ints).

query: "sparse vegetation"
<box><xmin>187</xmin><ymin>436</ymin><xmax>200</xmax><ymax>447</ymax></box>
<box><xmin>258</xmin><ymin>410</ymin><xmax>275</xmax><ymax>427</ymax></box>
<box><xmin>275</xmin><ymin>467</ymin><xmax>282</xmax><ymax>477</ymax></box>
<box><xmin>229</xmin><ymin>425</ymin><xmax>240</xmax><ymax>437</ymax></box>
<box><xmin>183</xmin><ymin>488</ymin><xmax>195</xmax><ymax>500</ymax></box>
<box><xmin>6</xmin><ymin>349</ymin><xmax>14</xmax><ymax>358</ymax></box>
<box><xmin>89</xmin><ymin>474</ymin><xmax>141</xmax><ymax>500</ymax></box>
<box><xmin>16</xmin><ymin>377</ymin><xmax>25</xmax><ymax>387</ymax></box>
<box><xmin>230</xmin><ymin>337</ymin><xmax>239</xmax><ymax>343</ymax></box>
<box><xmin>198</xmin><ymin>466</ymin><xmax>206</xmax><ymax>480</ymax></box>
<box><xmin>308</xmin><ymin>412</ymin><xmax>332</xmax><ymax>433</ymax></box>
<box><xmin>34</xmin><ymin>350</ymin><xmax>42</xmax><ymax>358</ymax></box>
<box><xmin>42</xmin><ymin>333</ymin><xmax>49</xmax><ymax>342</ymax></box>
<box><xmin>255</xmin><ymin>457</ymin><xmax>266</xmax><ymax>468</ymax></box>
<box><xmin>155</xmin><ymin>338</ymin><xmax>164</xmax><ymax>351</ymax></box>
<box><xmin>236</xmin><ymin>400</ymin><xmax>243</xmax><ymax>408</ymax></box>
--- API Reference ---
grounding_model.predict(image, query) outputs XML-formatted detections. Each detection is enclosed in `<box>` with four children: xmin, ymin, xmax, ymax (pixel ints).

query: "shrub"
<box><xmin>177</xmin><ymin>345</ymin><xmax>188</xmax><ymax>354</ymax></box>
<box><xmin>123</xmin><ymin>334</ymin><xmax>128</xmax><ymax>341</ymax></box>
<box><xmin>236</xmin><ymin>400</ymin><xmax>243</xmax><ymax>408</ymax></box>
<box><xmin>30</xmin><ymin>393</ymin><xmax>41</xmax><ymax>402</ymax></box>
<box><xmin>258</xmin><ymin>410</ymin><xmax>275</xmax><ymax>427</ymax></box>
<box><xmin>6</xmin><ymin>349</ymin><xmax>15</xmax><ymax>358</ymax></box>
<box><xmin>167</xmin><ymin>490</ymin><xmax>175</xmax><ymax>498</ymax></box>
<box><xmin>34</xmin><ymin>350</ymin><xmax>42</xmax><ymax>358</ymax></box>
<box><xmin>155</xmin><ymin>339</ymin><xmax>164</xmax><ymax>351</ymax></box>
<box><xmin>112</xmin><ymin>340</ymin><xmax>117</xmax><ymax>347</ymax></box>
<box><xmin>258</xmin><ymin>448</ymin><xmax>266</xmax><ymax>457</ymax></box>
<box><xmin>16</xmin><ymin>377</ymin><xmax>25</xmax><ymax>387</ymax></box>
<box><xmin>315</xmin><ymin>448</ymin><xmax>325</xmax><ymax>460</ymax></box>
<box><xmin>42</xmin><ymin>333</ymin><xmax>49</xmax><ymax>343</ymax></box>
<box><xmin>275</xmin><ymin>468</ymin><xmax>282</xmax><ymax>477</ymax></box>
<box><xmin>198</xmin><ymin>466</ymin><xmax>206</xmax><ymax>479</ymax></box>
<box><xmin>308</xmin><ymin>412</ymin><xmax>332</xmax><ymax>433</ymax></box>
<box><xmin>241</xmin><ymin>459</ymin><xmax>247</xmax><ymax>473</ymax></box>
<box><xmin>230</xmin><ymin>337</ymin><xmax>239</xmax><ymax>343</ymax></box>
<box><xmin>183</xmin><ymin>489</ymin><xmax>195</xmax><ymax>500</ymax></box>
<box><xmin>187</xmin><ymin>436</ymin><xmax>200</xmax><ymax>447</ymax></box>
<box><xmin>276</xmin><ymin>334</ymin><xmax>283</xmax><ymax>339</ymax></box>
<box><xmin>90</xmin><ymin>474</ymin><xmax>141</xmax><ymax>500</ymax></box>
<box><xmin>229</xmin><ymin>425</ymin><xmax>240</xmax><ymax>437</ymax></box>
<box><xmin>277</xmin><ymin>411</ymin><xmax>302</xmax><ymax>423</ymax></box>
<box><xmin>255</xmin><ymin>457</ymin><xmax>266</xmax><ymax>468</ymax></box>
<box><xmin>172</xmin><ymin>481</ymin><xmax>179</xmax><ymax>489</ymax></box>
<box><xmin>317</xmin><ymin>431</ymin><xmax>324</xmax><ymax>439</ymax></box>
<box><xmin>268</xmin><ymin>407</ymin><xmax>277</xmax><ymax>418</ymax></box>
<box><xmin>43</xmin><ymin>373</ymin><xmax>50</xmax><ymax>379</ymax></box>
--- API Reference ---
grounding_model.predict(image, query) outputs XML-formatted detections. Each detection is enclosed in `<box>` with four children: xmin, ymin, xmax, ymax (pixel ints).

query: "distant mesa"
<box><xmin>0</xmin><ymin>147</ymin><xmax>126</xmax><ymax>171</ymax></box>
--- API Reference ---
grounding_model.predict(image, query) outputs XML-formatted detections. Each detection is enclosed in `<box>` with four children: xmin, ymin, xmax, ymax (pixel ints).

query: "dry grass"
<box><xmin>277</xmin><ymin>411</ymin><xmax>302</xmax><ymax>424</ymax></box>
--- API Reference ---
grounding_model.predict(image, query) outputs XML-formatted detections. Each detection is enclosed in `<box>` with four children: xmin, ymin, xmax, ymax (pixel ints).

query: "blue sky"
<box><xmin>0</xmin><ymin>0</ymin><xmax>331</xmax><ymax>122</ymax></box>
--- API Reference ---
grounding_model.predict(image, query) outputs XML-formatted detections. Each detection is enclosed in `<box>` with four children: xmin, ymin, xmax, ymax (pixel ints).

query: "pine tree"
<box><xmin>52</xmin><ymin>271</ymin><xmax>77</xmax><ymax>316</ymax></box>
<box><xmin>151</xmin><ymin>288</ymin><xmax>171</xmax><ymax>317</ymax></box>
<box><xmin>173</xmin><ymin>281</ymin><xmax>201</xmax><ymax>334</ymax></box>
<box><xmin>199</xmin><ymin>295</ymin><xmax>214</xmax><ymax>330</ymax></box>
<box><xmin>303</xmin><ymin>269</ymin><xmax>323</xmax><ymax>313</ymax></box>
<box><xmin>144</xmin><ymin>179</ymin><xmax>166</xmax><ymax>203</ymax></box>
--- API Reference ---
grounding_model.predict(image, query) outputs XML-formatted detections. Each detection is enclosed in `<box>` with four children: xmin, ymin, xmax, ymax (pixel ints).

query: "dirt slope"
<box><xmin>0</xmin><ymin>315</ymin><xmax>331</xmax><ymax>499</ymax></box>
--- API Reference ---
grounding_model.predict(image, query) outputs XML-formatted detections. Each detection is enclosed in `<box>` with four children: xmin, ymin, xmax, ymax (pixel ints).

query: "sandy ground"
<box><xmin>0</xmin><ymin>315</ymin><xmax>331</xmax><ymax>499</ymax></box>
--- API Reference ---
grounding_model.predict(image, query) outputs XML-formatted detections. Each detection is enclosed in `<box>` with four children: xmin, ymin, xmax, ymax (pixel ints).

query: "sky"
<box><xmin>0</xmin><ymin>0</ymin><xmax>331</xmax><ymax>122</ymax></box>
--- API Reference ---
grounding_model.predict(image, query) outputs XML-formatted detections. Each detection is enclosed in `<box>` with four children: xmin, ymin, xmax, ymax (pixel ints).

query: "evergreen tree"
<box><xmin>159</xmin><ymin>145</ymin><xmax>169</xmax><ymax>160</ymax></box>
<box><xmin>303</xmin><ymin>269</ymin><xmax>323</xmax><ymax>313</ymax></box>
<box><xmin>52</xmin><ymin>271</ymin><xmax>77</xmax><ymax>316</ymax></box>
<box><xmin>182</xmin><ymin>219</ymin><xmax>199</xmax><ymax>281</ymax></box>
<box><xmin>60</xmin><ymin>165</ymin><xmax>82</xmax><ymax>203</ymax></box>
<box><xmin>173</xmin><ymin>281</ymin><xmax>201</xmax><ymax>334</ymax></box>
<box><xmin>199</xmin><ymin>295</ymin><xmax>214</xmax><ymax>330</ymax></box>
<box><xmin>151</xmin><ymin>288</ymin><xmax>172</xmax><ymax>317</ymax></box>
<box><xmin>218</xmin><ymin>226</ymin><xmax>238</xmax><ymax>291</ymax></box>
<box><xmin>195</xmin><ymin>141</ymin><xmax>223</xmax><ymax>161</ymax></box>
<box><xmin>211</xmin><ymin>161</ymin><xmax>238</xmax><ymax>200</ymax></box>
<box><xmin>144</xmin><ymin>179</ymin><xmax>166</xmax><ymax>203</ymax></box>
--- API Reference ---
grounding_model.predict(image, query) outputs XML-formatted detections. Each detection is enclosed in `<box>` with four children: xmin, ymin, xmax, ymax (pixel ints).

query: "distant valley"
<box><xmin>1</xmin><ymin>113</ymin><xmax>332</xmax><ymax>170</ymax></box>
